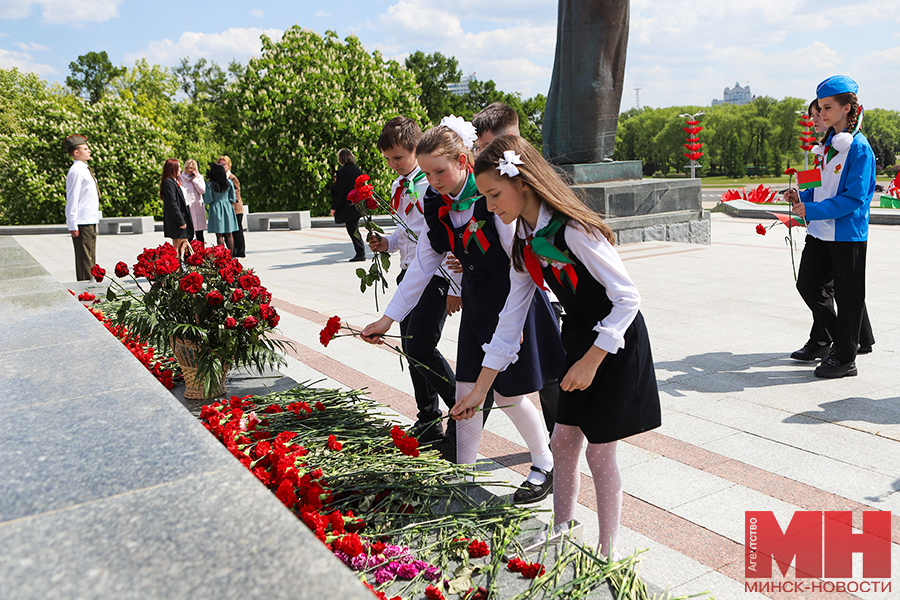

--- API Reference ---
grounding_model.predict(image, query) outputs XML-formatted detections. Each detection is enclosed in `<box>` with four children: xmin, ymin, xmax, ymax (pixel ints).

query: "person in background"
<box><xmin>204</xmin><ymin>162</ymin><xmax>239</xmax><ymax>252</ymax></box>
<box><xmin>790</xmin><ymin>99</ymin><xmax>875</xmax><ymax>362</ymax></box>
<box><xmin>160</xmin><ymin>158</ymin><xmax>193</xmax><ymax>257</ymax></box>
<box><xmin>218</xmin><ymin>155</ymin><xmax>246</xmax><ymax>258</ymax></box>
<box><xmin>64</xmin><ymin>134</ymin><xmax>101</xmax><ymax>281</ymax></box>
<box><xmin>179</xmin><ymin>159</ymin><xmax>207</xmax><ymax>245</ymax></box>
<box><xmin>331</xmin><ymin>148</ymin><xmax>366</xmax><ymax>261</ymax></box>
<box><xmin>785</xmin><ymin>75</ymin><xmax>876</xmax><ymax>378</ymax></box>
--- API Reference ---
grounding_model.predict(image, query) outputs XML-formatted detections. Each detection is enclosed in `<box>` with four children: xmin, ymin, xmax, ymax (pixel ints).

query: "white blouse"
<box><xmin>382</xmin><ymin>187</ymin><xmax>507</xmax><ymax>323</ymax></box>
<box><xmin>481</xmin><ymin>202</ymin><xmax>641</xmax><ymax>371</ymax></box>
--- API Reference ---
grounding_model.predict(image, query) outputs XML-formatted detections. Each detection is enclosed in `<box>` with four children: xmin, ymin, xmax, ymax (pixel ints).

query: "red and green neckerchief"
<box><xmin>391</xmin><ymin>170</ymin><xmax>428</xmax><ymax>214</ymax></box>
<box><xmin>437</xmin><ymin>173</ymin><xmax>486</xmax><ymax>251</ymax></box>
<box><xmin>523</xmin><ymin>212</ymin><xmax>577</xmax><ymax>293</ymax></box>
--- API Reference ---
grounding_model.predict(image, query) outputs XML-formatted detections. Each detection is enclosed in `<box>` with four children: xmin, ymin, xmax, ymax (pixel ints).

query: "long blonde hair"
<box><xmin>473</xmin><ymin>135</ymin><xmax>614</xmax><ymax>273</ymax></box>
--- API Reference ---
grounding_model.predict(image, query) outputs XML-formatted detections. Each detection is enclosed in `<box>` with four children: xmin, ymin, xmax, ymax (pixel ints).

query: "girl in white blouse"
<box><xmin>454</xmin><ymin>135</ymin><xmax>661</xmax><ymax>557</ymax></box>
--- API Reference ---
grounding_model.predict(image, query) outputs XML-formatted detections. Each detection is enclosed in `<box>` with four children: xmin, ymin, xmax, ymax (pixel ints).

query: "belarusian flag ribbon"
<box><xmin>438</xmin><ymin>174</ymin><xmax>481</xmax><ymax>249</ymax></box>
<box><xmin>550</xmin><ymin>253</ymin><xmax>578</xmax><ymax>294</ymax></box>
<box><xmin>523</xmin><ymin>212</ymin><xmax>574</xmax><ymax>291</ymax></box>
<box><xmin>462</xmin><ymin>218</ymin><xmax>489</xmax><ymax>254</ymax></box>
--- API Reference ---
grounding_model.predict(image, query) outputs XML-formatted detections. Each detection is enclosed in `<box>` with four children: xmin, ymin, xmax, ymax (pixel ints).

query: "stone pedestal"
<box><xmin>558</xmin><ymin>161</ymin><xmax>710</xmax><ymax>245</ymax></box>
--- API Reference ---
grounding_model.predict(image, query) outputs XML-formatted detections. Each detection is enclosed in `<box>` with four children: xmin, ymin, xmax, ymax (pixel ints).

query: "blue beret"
<box><xmin>816</xmin><ymin>75</ymin><xmax>858</xmax><ymax>99</ymax></box>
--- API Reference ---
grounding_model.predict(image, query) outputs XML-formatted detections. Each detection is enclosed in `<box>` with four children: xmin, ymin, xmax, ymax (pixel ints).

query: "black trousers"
<box><xmin>232</xmin><ymin>213</ymin><xmax>246</xmax><ymax>257</ymax></box>
<box><xmin>397</xmin><ymin>270</ymin><xmax>457</xmax><ymax>425</ymax></box>
<box><xmin>72</xmin><ymin>224</ymin><xmax>97</xmax><ymax>281</ymax></box>
<box><xmin>345</xmin><ymin>219</ymin><xmax>365</xmax><ymax>258</ymax></box>
<box><xmin>806</xmin><ymin>281</ymin><xmax>874</xmax><ymax>347</ymax></box>
<box><xmin>796</xmin><ymin>235</ymin><xmax>869</xmax><ymax>363</ymax></box>
<box><xmin>193</xmin><ymin>230</ymin><xmax>205</xmax><ymax>245</ymax></box>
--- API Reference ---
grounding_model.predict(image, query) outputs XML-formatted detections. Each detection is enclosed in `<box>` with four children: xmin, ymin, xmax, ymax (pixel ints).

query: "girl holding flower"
<box><xmin>361</xmin><ymin>117</ymin><xmax>562</xmax><ymax>504</ymax></box>
<box><xmin>784</xmin><ymin>76</ymin><xmax>876</xmax><ymax>378</ymax></box>
<box><xmin>452</xmin><ymin>134</ymin><xmax>661</xmax><ymax>557</ymax></box>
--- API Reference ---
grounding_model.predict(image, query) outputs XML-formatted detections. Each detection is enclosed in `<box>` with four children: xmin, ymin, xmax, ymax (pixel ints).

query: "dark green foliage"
<box><xmin>66</xmin><ymin>51</ymin><xmax>126</xmax><ymax>104</ymax></box>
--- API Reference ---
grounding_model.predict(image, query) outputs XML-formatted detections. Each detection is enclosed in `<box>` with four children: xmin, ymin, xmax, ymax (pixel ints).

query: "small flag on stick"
<box><xmin>797</xmin><ymin>169</ymin><xmax>822</xmax><ymax>190</ymax></box>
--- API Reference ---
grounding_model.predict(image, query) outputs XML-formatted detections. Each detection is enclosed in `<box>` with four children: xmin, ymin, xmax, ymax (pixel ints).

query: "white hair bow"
<box><xmin>439</xmin><ymin>115</ymin><xmax>478</xmax><ymax>149</ymax></box>
<box><xmin>496</xmin><ymin>150</ymin><xmax>524</xmax><ymax>177</ymax></box>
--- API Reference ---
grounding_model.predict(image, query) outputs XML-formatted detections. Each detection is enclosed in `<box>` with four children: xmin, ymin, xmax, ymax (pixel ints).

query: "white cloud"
<box><xmin>379</xmin><ymin>1</ymin><xmax>463</xmax><ymax>40</ymax></box>
<box><xmin>0</xmin><ymin>0</ymin><xmax>32</xmax><ymax>19</ymax></box>
<box><xmin>249</xmin><ymin>9</ymin><xmax>264</xmax><ymax>18</ymax></box>
<box><xmin>125</xmin><ymin>28</ymin><xmax>284</xmax><ymax>67</ymax></box>
<box><xmin>316</xmin><ymin>11</ymin><xmax>331</xmax><ymax>17</ymax></box>
<box><xmin>0</xmin><ymin>48</ymin><xmax>57</xmax><ymax>75</ymax></box>
<box><xmin>12</xmin><ymin>41</ymin><xmax>49</xmax><ymax>51</ymax></box>
<box><xmin>1</xmin><ymin>0</ymin><xmax>122</xmax><ymax>24</ymax></box>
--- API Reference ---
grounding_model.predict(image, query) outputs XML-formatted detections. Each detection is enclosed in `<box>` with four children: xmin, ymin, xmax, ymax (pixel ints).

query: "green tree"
<box><xmin>66</xmin><ymin>51</ymin><xmax>126</xmax><ymax>104</ymax></box>
<box><xmin>109</xmin><ymin>59</ymin><xmax>178</xmax><ymax>129</ymax></box>
<box><xmin>723</xmin><ymin>132</ymin><xmax>743</xmax><ymax>177</ymax></box>
<box><xmin>404</xmin><ymin>51</ymin><xmax>462</xmax><ymax>124</ymax></box>
<box><xmin>221</xmin><ymin>27</ymin><xmax>427</xmax><ymax>214</ymax></box>
<box><xmin>173</xmin><ymin>57</ymin><xmax>228</xmax><ymax>103</ymax></box>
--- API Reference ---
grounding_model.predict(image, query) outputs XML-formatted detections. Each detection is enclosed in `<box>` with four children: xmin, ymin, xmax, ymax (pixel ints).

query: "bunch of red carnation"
<box><xmin>319</xmin><ymin>315</ymin><xmax>342</xmax><ymax>347</ymax></box>
<box><xmin>390</xmin><ymin>425</ymin><xmax>420</xmax><ymax>458</ymax></box>
<box><xmin>467</xmin><ymin>539</ymin><xmax>490</xmax><ymax>558</ymax></box>
<box><xmin>349</xmin><ymin>174</ymin><xmax>377</xmax><ymax>210</ymax></box>
<box><xmin>507</xmin><ymin>556</ymin><xmax>546</xmax><ymax>579</ymax></box>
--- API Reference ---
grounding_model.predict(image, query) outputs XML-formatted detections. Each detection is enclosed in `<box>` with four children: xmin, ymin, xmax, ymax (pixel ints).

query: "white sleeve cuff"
<box><xmin>592</xmin><ymin>323</ymin><xmax>626</xmax><ymax>354</ymax></box>
<box><xmin>481</xmin><ymin>342</ymin><xmax>519</xmax><ymax>371</ymax></box>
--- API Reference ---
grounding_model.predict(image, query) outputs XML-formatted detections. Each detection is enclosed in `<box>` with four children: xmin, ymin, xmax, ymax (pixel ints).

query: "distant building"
<box><xmin>447</xmin><ymin>73</ymin><xmax>476</xmax><ymax>96</ymax></box>
<box><xmin>712</xmin><ymin>82</ymin><xmax>754</xmax><ymax>106</ymax></box>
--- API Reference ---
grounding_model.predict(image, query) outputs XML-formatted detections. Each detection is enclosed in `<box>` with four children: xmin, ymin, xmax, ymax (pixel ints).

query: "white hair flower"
<box><xmin>439</xmin><ymin>115</ymin><xmax>478</xmax><ymax>149</ymax></box>
<box><xmin>497</xmin><ymin>150</ymin><xmax>524</xmax><ymax>177</ymax></box>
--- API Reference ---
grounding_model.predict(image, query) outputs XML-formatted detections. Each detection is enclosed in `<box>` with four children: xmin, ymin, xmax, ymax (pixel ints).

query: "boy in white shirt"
<box><xmin>64</xmin><ymin>134</ymin><xmax>101</xmax><ymax>281</ymax></box>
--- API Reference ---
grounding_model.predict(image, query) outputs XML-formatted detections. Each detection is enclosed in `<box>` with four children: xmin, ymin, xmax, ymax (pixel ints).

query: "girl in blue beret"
<box><xmin>784</xmin><ymin>75</ymin><xmax>876</xmax><ymax>378</ymax></box>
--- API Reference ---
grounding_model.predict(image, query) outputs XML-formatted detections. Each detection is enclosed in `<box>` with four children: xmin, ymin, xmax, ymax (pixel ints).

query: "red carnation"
<box><xmin>77</xmin><ymin>291</ymin><xmax>96</xmax><ymax>302</ymax></box>
<box><xmin>224</xmin><ymin>317</ymin><xmax>237</xmax><ymax>329</ymax></box>
<box><xmin>347</xmin><ymin>189</ymin><xmax>361</xmax><ymax>204</ymax></box>
<box><xmin>90</xmin><ymin>264</ymin><xmax>105</xmax><ymax>282</ymax></box>
<box><xmin>522</xmin><ymin>562</ymin><xmax>545</xmax><ymax>579</ymax></box>
<box><xmin>231</xmin><ymin>289</ymin><xmax>244</xmax><ymax>302</ymax></box>
<box><xmin>259</xmin><ymin>303</ymin><xmax>275</xmax><ymax>320</ymax></box>
<box><xmin>424</xmin><ymin>585</ymin><xmax>445</xmax><ymax>600</ymax></box>
<box><xmin>365</xmin><ymin>197</ymin><xmax>377</xmax><ymax>210</ymax></box>
<box><xmin>114</xmin><ymin>261</ymin><xmax>129</xmax><ymax>278</ymax></box>
<box><xmin>507</xmin><ymin>557</ymin><xmax>526</xmax><ymax>573</ymax></box>
<box><xmin>179</xmin><ymin>272</ymin><xmax>204</xmax><ymax>293</ymax></box>
<box><xmin>327</xmin><ymin>434</ymin><xmax>342</xmax><ymax>451</ymax></box>
<box><xmin>468</xmin><ymin>539</ymin><xmax>489</xmax><ymax>558</ymax></box>
<box><xmin>319</xmin><ymin>315</ymin><xmax>342</xmax><ymax>347</ymax></box>
<box><xmin>357</xmin><ymin>184</ymin><xmax>374</xmax><ymax>200</ymax></box>
<box><xmin>242</xmin><ymin>316</ymin><xmax>258</xmax><ymax>329</ymax></box>
<box><xmin>207</xmin><ymin>290</ymin><xmax>224</xmax><ymax>306</ymax></box>
<box><xmin>315</xmin><ymin>401</ymin><xmax>326</xmax><ymax>412</ymax></box>
<box><xmin>784</xmin><ymin>168</ymin><xmax>798</xmax><ymax>177</ymax></box>
<box><xmin>267</xmin><ymin>314</ymin><xmax>280</xmax><ymax>328</ymax></box>
<box><xmin>755</xmin><ymin>223</ymin><xmax>767</xmax><ymax>236</ymax></box>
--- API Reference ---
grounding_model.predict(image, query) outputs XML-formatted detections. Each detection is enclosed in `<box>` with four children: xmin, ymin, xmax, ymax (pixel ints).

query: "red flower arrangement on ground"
<box><xmin>507</xmin><ymin>556</ymin><xmax>546</xmax><ymax>579</ymax></box>
<box><xmin>390</xmin><ymin>426</ymin><xmax>420</xmax><ymax>458</ymax></box>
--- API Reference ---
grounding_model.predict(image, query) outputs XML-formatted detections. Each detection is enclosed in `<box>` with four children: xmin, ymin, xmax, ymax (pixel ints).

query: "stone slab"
<box><xmin>555</xmin><ymin>160</ymin><xmax>642</xmax><ymax>184</ymax></box>
<box><xmin>0</xmin><ymin>469</ymin><xmax>370</xmax><ymax>600</ymax></box>
<box><xmin>578</xmin><ymin>179</ymin><xmax>702</xmax><ymax>219</ymax></box>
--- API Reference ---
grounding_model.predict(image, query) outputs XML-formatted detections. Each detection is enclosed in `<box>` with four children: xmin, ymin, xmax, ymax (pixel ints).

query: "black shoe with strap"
<box><xmin>513</xmin><ymin>466</ymin><xmax>553</xmax><ymax>504</ymax></box>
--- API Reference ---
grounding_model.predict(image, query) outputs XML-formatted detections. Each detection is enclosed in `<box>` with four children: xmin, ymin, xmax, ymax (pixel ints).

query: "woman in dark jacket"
<box><xmin>330</xmin><ymin>148</ymin><xmax>365</xmax><ymax>261</ymax></box>
<box><xmin>161</xmin><ymin>158</ymin><xmax>194</xmax><ymax>257</ymax></box>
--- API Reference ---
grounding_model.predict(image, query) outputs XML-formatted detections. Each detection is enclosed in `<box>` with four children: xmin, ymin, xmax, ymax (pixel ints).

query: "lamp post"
<box><xmin>679</xmin><ymin>111</ymin><xmax>705</xmax><ymax>179</ymax></box>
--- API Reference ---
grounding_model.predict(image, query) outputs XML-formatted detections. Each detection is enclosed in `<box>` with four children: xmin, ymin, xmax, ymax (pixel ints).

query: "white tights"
<box><xmin>550</xmin><ymin>424</ymin><xmax>621</xmax><ymax>557</ymax></box>
<box><xmin>455</xmin><ymin>382</ymin><xmax>553</xmax><ymax>484</ymax></box>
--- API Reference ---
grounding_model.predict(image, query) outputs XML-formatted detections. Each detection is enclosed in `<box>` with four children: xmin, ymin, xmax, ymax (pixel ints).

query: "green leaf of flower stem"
<box><xmin>379</xmin><ymin>252</ymin><xmax>390</xmax><ymax>270</ymax></box>
<box><xmin>106</xmin><ymin>287</ymin><xmax>117</xmax><ymax>301</ymax></box>
<box><xmin>355</xmin><ymin>268</ymin><xmax>366</xmax><ymax>278</ymax></box>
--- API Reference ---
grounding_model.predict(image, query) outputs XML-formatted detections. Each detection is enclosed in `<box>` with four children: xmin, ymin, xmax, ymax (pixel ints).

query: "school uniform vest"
<box><xmin>539</xmin><ymin>221</ymin><xmax>661</xmax><ymax>443</ymax></box>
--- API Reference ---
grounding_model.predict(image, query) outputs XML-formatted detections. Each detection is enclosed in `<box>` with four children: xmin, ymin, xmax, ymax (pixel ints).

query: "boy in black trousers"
<box><xmin>369</xmin><ymin>117</ymin><xmax>461</xmax><ymax>452</ymax></box>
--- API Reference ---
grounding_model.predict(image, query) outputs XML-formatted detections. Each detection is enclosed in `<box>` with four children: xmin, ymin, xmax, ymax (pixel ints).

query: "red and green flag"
<box><xmin>796</xmin><ymin>168</ymin><xmax>822</xmax><ymax>190</ymax></box>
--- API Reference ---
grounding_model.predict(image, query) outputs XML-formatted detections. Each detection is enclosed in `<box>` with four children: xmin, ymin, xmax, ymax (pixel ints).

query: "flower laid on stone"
<box><xmin>467</xmin><ymin>539</ymin><xmax>489</xmax><ymax>559</ymax></box>
<box><xmin>508</xmin><ymin>556</ymin><xmax>546</xmax><ymax>579</ymax></box>
<box><xmin>390</xmin><ymin>425</ymin><xmax>420</xmax><ymax>458</ymax></box>
<box><xmin>755</xmin><ymin>224</ymin><xmax>766</xmax><ymax>236</ymax></box>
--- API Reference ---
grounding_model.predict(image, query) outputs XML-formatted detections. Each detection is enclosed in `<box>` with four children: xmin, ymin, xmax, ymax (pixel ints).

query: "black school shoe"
<box><xmin>814</xmin><ymin>355</ymin><xmax>857</xmax><ymax>378</ymax></box>
<box><xmin>409</xmin><ymin>420</ymin><xmax>444</xmax><ymax>445</ymax></box>
<box><xmin>790</xmin><ymin>341</ymin><xmax>831</xmax><ymax>361</ymax></box>
<box><xmin>514</xmin><ymin>466</ymin><xmax>553</xmax><ymax>504</ymax></box>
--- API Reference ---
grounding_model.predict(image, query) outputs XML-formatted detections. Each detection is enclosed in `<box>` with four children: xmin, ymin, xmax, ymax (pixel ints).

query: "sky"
<box><xmin>2</xmin><ymin>0</ymin><xmax>900</xmax><ymax>111</ymax></box>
